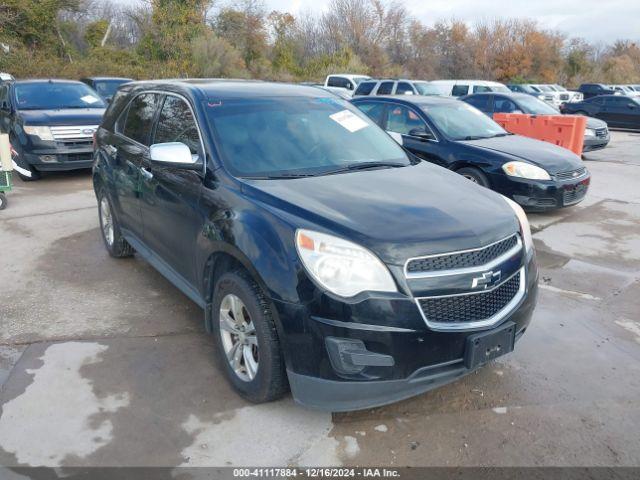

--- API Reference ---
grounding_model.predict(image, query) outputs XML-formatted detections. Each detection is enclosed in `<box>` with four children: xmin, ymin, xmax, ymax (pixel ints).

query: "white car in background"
<box><xmin>547</xmin><ymin>84</ymin><xmax>583</xmax><ymax>103</ymax></box>
<box><xmin>323</xmin><ymin>74</ymin><xmax>372</xmax><ymax>97</ymax></box>
<box><xmin>610</xmin><ymin>85</ymin><xmax>640</xmax><ymax>97</ymax></box>
<box><xmin>430</xmin><ymin>80</ymin><xmax>511</xmax><ymax>97</ymax></box>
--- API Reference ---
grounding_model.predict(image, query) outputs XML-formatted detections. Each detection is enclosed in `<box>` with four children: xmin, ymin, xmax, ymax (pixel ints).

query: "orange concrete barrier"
<box><xmin>493</xmin><ymin>113</ymin><xmax>587</xmax><ymax>156</ymax></box>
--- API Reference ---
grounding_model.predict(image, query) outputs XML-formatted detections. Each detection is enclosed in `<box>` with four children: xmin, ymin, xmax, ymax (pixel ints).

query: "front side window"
<box><xmin>354</xmin><ymin>102</ymin><xmax>386</xmax><ymax>126</ymax></box>
<box><xmin>464</xmin><ymin>95</ymin><xmax>491</xmax><ymax>112</ymax></box>
<box><xmin>328</xmin><ymin>77</ymin><xmax>347</xmax><ymax>88</ymax></box>
<box><xmin>385</xmin><ymin>104</ymin><xmax>427</xmax><ymax>135</ymax></box>
<box><xmin>395</xmin><ymin>82</ymin><xmax>414</xmax><ymax>95</ymax></box>
<box><xmin>424</xmin><ymin>102</ymin><xmax>507</xmax><ymax>141</ymax></box>
<box><xmin>451</xmin><ymin>85</ymin><xmax>469</xmax><ymax>96</ymax></box>
<box><xmin>206</xmin><ymin>97</ymin><xmax>408</xmax><ymax>178</ymax></box>
<box><xmin>14</xmin><ymin>82</ymin><xmax>106</xmax><ymax>110</ymax></box>
<box><xmin>154</xmin><ymin>96</ymin><xmax>202</xmax><ymax>156</ymax></box>
<box><xmin>473</xmin><ymin>85</ymin><xmax>491</xmax><ymax>93</ymax></box>
<box><xmin>376</xmin><ymin>82</ymin><xmax>394</xmax><ymax>95</ymax></box>
<box><xmin>122</xmin><ymin>93</ymin><xmax>159</xmax><ymax>146</ymax></box>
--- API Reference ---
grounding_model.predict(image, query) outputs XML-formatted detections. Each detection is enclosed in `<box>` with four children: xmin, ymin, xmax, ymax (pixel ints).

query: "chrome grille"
<box><xmin>50</xmin><ymin>125</ymin><xmax>99</xmax><ymax>141</ymax></box>
<box><xmin>406</xmin><ymin>235</ymin><xmax>519</xmax><ymax>274</ymax></box>
<box><xmin>555</xmin><ymin>167</ymin><xmax>587</xmax><ymax>181</ymax></box>
<box><xmin>595</xmin><ymin>128</ymin><xmax>608</xmax><ymax>139</ymax></box>
<box><xmin>560</xmin><ymin>94</ymin><xmax>570</xmax><ymax>100</ymax></box>
<box><xmin>418</xmin><ymin>271</ymin><xmax>521</xmax><ymax>325</ymax></box>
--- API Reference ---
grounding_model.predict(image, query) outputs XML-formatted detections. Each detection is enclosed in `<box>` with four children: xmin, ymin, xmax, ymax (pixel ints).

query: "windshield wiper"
<box><xmin>490</xmin><ymin>132</ymin><xmax>513</xmax><ymax>137</ymax></box>
<box><xmin>321</xmin><ymin>161</ymin><xmax>407</xmax><ymax>175</ymax></box>
<box><xmin>461</xmin><ymin>135</ymin><xmax>491</xmax><ymax>140</ymax></box>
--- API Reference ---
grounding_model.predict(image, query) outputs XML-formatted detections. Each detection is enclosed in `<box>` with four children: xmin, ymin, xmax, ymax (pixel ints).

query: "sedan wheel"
<box><xmin>100</xmin><ymin>196</ymin><xmax>115</xmax><ymax>246</ymax></box>
<box><xmin>219</xmin><ymin>293</ymin><xmax>259</xmax><ymax>382</ymax></box>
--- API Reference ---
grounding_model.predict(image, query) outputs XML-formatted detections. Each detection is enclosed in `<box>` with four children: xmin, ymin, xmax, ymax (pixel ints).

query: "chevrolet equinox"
<box><xmin>93</xmin><ymin>80</ymin><xmax>539</xmax><ymax>411</ymax></box>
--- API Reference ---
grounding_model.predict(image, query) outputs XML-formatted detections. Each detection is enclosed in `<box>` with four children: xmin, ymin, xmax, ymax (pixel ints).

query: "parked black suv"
<box><xmin>577</xmin><ymin>83</ymin><xmax>616</xmax><ymax>99</ymax></box>
<box><xmin>93</xmin><ymin>80</ymin><xmax>538</xmax><ymax>411</ymax></box>
<box><xmin>0</xmin><ymin>79</ymin><xmax>106</xmax><ymax>180</ymax></box>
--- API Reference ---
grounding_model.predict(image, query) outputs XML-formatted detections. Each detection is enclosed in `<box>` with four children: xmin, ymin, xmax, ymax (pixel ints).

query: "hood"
<box><xmin>241</xmin><ymin>162</ymin><xmax>519</xmax><ymax>265</ymax></box>
<box><xmin>19</xmin><ymin>108</ymin><xmax>105</xmax><ymax>126</ymax></box>
<box><xmin>459</xmin><ymin>134</ymin><xmax>582</xmax><ymax>174</ymax></box>
<box><xmin>586</xmin><ymin>116</ymin><xmax>607</xmax><ymax>129</ymax></box>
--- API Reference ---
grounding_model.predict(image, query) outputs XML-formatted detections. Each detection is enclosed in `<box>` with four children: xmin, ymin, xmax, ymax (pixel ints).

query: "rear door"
<box><xmin>139</xmin><ymin>93</ymin><xmax>205</xmax><ymax>286</ymax></box>
<box><xmin>111</xmin><ymin>92</ymin><xmax>161</xmax><ymax>240</ymax></box>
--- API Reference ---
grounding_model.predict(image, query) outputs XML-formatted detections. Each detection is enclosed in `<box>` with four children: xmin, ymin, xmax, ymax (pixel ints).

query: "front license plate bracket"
<box><xmin>464</xmin><ymin>321</ymin><xmax>516</xmax><ymax>369</ymax></box>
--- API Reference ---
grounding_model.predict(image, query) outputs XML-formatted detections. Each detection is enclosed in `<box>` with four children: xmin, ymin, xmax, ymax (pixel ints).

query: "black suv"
<box><xmin>0</xmin><ymin>79</ymin><xmax>106</xmax><ymax>180</ymax></box>
<box><xmin>577</xmin><ymin>83</ymin><xmax>616</xmax><ymax>99</ymax></box>
<box><xmin>93</xmin><ymin>80</ymin><xmax>538</xmax><ymax>411</ymax></box>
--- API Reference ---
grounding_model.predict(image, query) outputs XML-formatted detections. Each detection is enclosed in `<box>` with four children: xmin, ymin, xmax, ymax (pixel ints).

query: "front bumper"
<box><xmin>273</xmin><ymin>253</ymin><xmax>538</xmax><ymax>411</ymax></box>
<box><xmin>16</xmin><ymin>135</ymin><xmax>95</xmax><ymax>171</ymax></box>
<box><xmin>490</xmin><ymin>172</ymin><xmax>591</xmax><ymax>211</ymax></box>
<box><xmin>583</xmin><ymin>134</ymin><xmax>610</xmax><ymax>152</ymax></box>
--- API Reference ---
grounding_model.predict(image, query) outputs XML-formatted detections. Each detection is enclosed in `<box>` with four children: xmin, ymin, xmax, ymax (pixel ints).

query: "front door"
<box><xmin>111</xmin><ymin>92</ymin><xmax>161</xmax><ymax>240</ymax></box>
<box><xmin>139</xmin><ymin>94</ymin><xmax>205</xmax><ymax>286</ymax></box>
<box><xmin>383</xmin><ymin>103</ymin><xmax>445</xmax><ymax>167</ymax></box>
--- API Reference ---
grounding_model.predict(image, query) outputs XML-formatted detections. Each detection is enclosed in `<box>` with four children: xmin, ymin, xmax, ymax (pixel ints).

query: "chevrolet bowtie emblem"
<box><xmin>471</xmin><ymin>270</ymin><xmax>502</xmax><ymax>289</ymax></box>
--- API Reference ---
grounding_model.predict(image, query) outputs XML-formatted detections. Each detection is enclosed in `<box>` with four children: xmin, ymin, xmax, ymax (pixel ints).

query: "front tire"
<box><xmin>457</xmin><ymin>166</ymin><xmax>490</xmax><ymax>188</ymax></box>
<box><xmin>0</xmin><ymin>192</ymin><xmax>6</xmax><ymax>210</ymax></box>
<box><xmin>211</xmin><ymin>270</ymin><xmax>288</xmax><ymax>403</ymax></box>
<box><xmin>97</xmin><ymin>188</ymin><xmax>134</xmax><ymax>258</ymax></box>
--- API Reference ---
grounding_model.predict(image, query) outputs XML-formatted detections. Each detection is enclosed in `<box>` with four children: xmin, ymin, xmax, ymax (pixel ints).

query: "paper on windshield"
<box><xmin>329</xmin><ymin>110</ymin><xmax>369</xmax><ymax>133</ymax></box>
<box><xmin>81</xmin><ymin>95</ymin><xmax>100</xmax><ymax>104</ymax></box>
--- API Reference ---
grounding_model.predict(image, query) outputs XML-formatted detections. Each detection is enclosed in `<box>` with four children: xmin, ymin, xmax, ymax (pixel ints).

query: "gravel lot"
<box><xmin>1</xmin><ymin>131</ymin><xmax>639</xmax><ymax>469</ymax></box>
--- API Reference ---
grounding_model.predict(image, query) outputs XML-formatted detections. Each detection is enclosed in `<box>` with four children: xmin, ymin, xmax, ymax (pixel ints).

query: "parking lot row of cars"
<box><xmin>0</xmin><ymin>70</ymin><xmax>627</xmax><ymax>410</ymax></box>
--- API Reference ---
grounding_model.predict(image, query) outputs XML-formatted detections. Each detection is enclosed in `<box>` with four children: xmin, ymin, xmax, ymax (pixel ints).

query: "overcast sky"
<box><xmin>114</xmin><ymin>0</ymin><xmax>640</xmax><ymax>44</ymax></box>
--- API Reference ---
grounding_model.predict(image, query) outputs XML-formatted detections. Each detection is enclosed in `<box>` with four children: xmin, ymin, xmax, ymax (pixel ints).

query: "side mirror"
<box><xmin>408</xmin><ymin>127</ymin><xmax>434</xmax><ymax>141</ymax></box>
<box><xmin>347</xmin><ymin>83</ymin><xmax>354</xmax><ymax>91</ymax></box>
<box><xmin>149</xmin><ymin>142</ymin><xmax>201</xmax><ymax>170</ymax></box>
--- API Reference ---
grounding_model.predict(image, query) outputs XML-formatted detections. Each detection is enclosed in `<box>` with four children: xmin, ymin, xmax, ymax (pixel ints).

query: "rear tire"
<box><xmin>211</xmin><ymin>270</ymin><xmax>288</xmax><ymax>404</ymax></box>
<box><xmin>96</xmin><ymin>187</ymin><xmax>134</xmax><ymax>258</ymax></box>
<box><xmin>457</xmin><ymin>167</ymin><xmax>490</xmax><ymax>188</ymax></box>
<box><xmin>0</xmin><ymin>192</ymin><xmax>6</xmax><ymax>210</ymax></box>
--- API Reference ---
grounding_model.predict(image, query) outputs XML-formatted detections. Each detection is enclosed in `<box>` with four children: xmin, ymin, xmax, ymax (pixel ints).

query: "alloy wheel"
<box><xmin>219</xmin><ymin>293</ymin><xmax>259</xmax><ymax>382</ymax></box>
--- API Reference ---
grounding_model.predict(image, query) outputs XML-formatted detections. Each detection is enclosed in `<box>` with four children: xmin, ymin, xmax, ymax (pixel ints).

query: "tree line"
<box><xmin>1</xmin><ymin>0</ymin><xmax>639</xmax><ymax>87</ymax></box>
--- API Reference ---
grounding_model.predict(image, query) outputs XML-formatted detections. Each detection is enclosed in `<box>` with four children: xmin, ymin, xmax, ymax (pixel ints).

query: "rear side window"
<box><xmin>494</xmin><ymin>97</ymin><xmax>519</xmax><ymax>113</ymax></box>
<box><xmin>122</xmin><ymin>93</ymin><xmax>159</xmax><ymax>146</ymax></box>
<box><xmin>377</xmin><ymin>82</ymin><xmax>394</xmax><ymax>95</ymax></box>
<box><xmin>451</xmin><ymin>85</ymin><xmax>469</xmax><ymax>96</ymax></box>
<box><xmin>354</xmin><ymin>82</ymin><xmax>376</xmax><ymax>96</ymax></box>
<box><xmin>328</xmin><ymin>76</ymin><xmax>350</xmax><ymax>89</ymax></box>
<box><xmin>154</xmin><ymin>95</ymin><xmax>202</xmax><ymax>156</ymax></box>
<box><xmin>395</xmin><ymin>82</ymin><xmax>414</xmax><ymax>95</ymax></box>
<box><xmin>464</xmin><ymin>95</ymin><xmax>491</xmax><ymax>112</ymax></box>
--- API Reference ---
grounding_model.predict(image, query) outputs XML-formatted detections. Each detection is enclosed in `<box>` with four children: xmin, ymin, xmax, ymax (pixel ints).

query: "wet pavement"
<box><xmin>0</xmin><ymin>131</ymin><xmax>639</xmax><ymax>468</ymax></box>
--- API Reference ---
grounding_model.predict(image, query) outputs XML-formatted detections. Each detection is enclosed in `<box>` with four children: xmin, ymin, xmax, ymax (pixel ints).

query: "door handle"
<box><xmin>140</xmin><ymin>167</ymin><xmax>153</xmax><ymax>180</ymax></box>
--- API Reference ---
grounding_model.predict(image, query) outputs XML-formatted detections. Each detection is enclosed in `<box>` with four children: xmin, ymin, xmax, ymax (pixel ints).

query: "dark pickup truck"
<box><xmin>0</xmin><ymin>79</ymin><xmax>105</xmax><ymax>180</ymax></box>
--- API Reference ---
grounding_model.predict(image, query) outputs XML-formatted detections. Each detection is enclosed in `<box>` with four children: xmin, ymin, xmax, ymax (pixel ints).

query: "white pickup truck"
<box><xmin>323</xmin><ymin>74</ymin><xmax>371</xmax><ymax>97</ymax></box>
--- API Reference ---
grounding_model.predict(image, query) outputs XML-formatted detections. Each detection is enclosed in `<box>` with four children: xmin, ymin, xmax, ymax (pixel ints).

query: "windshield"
<box><xmin>425</xmin><ymin>102</ymin><xmax>507</xmax><ymax>141</ymax></box>
<box><xmin>414</xmin><ymin>82</ymin><xmax>442</xmax><ymax>95</ymax></box>
<box><xmin>93</xmin><ymin>80</ymin><xmax>129</xmax><ymax>99</ymax></box>
<box><xmin>489</xmin><ymin>85</ymin><xmax>511</xmax><ymax>93</ymax></box>
<box><xmin>206</xmin><ymin>96</ymin><xmax>409</xmax><ymax>178</ymax></box>
<box><xmin>515</xmin><ymin>95</ymin><xmax>559</xmax><ymax>114</ymax></box>
<box><xmin>15</xmin><ymin>82</ymin><xmax>105</xmax><ymax>110</ymax></box>
<box><xmin>353</xmin><ymin>76</ymin><xmax>370</xmax><ymax>85</ymax></box>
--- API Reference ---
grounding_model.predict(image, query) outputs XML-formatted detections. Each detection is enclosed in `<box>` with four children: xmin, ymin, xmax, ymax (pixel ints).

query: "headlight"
<box><xmin>502</xmin><ymin>197</ymin><xmax>534</xmax><ymax>254</ymax></box>
<box><xmin>537</xmin><ymin>95</ymin><xmax>545</xmax><ymax>100</ymax></box>
<box><xmin>502</xmin><ymin>161</ymin><xmax>551</xmax><ymax>180</ymax></box>
<box><xmin>295</xmin><ymin>229</ymin><xmax>397</xmax><ymax>297</ymax></box>
<box><xmin>584</xmin><ymin>128</ymin><xmax>596</xmax><ymax>137</ymax></box>
<box><xmin>23</xmin><ymin>126</ymin><xmax>54</xmax><ymax>141</ymax></box>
